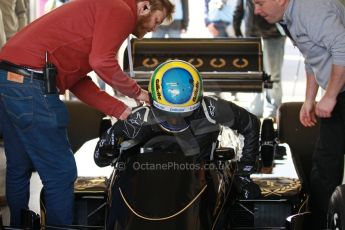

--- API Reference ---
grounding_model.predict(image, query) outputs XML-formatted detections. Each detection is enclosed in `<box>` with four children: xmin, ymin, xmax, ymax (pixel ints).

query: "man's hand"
<box><xmin>315</xmin><ymin>94</ymin><xmax>336</xmax><ymax>118</ymax></box>
<box><xmin>135</xmin><ymin>89</ymin><xmax>150</xmax><ymax>105</ymax></box>
<box><xmin>207</xmin><ymin>23</ymin><xmax>220</xmax><ymax>37</ymax></box>
<box><xmin>119</xmin><ymin>107</ymin><xmax>132</xmax><ymax>120</ymax></box>
<box><xmin>299</xmin><ymin>101</ymin><xmax>317</xmax><ymax>127</ymax></box>
<box><xmin>316</xmin><ymin>64</ymin><xmax>345</xmax><ymax>117</ymax></box>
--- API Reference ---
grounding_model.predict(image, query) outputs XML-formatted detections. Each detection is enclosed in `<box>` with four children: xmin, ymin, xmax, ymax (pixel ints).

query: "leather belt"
<box><xmin>0</xmin><ymin>61</ymin><xmax>45</xmax><ymax>81</ymax></box>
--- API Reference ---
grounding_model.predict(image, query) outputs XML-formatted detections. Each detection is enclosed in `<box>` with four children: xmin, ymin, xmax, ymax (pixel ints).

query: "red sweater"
<box><xmin>0</xmin><ymin>0</ymin><xmax>141</xmax><ymax>118</ymax></box>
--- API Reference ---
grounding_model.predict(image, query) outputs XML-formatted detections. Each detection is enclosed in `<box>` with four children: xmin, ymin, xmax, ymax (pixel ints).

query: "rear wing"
<box><xmin>123</xmin><ymin>38</ymin><xmax>270</xmax><ymax>92</ymax></box>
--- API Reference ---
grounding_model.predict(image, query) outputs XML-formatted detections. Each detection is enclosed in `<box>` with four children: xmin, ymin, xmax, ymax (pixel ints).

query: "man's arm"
<box><xmin>210</xmin><ymin>97</ymin><xmax>260</xmax><ymax>171</ymax></box>
<box><xmin>299</xmin><ymin>72</ymin><xmax>318</xmax><ymax>127</ymax></box>
<box><xmin>228</xmin><ymin>102</ymin><xmax>260</xmax><ymax>167</ymax></box>
<box><xmin>301</xmin><ymin>1</ymin><xmax>345</xmax><ymax>118</ymax></box>
<box><xmin>211</xmin><ymin>98</ymin><xmax>261</xmax><ymax>199</ymax></box>
<box><xmin>316</xmin><ymin>64</ymin><xmax>345</xmax><ymax>118</ymax></box>
<box><xmin>15</xmin><ymin>0</ymin><xmax>28</xmax><ymax>31</ymax></box>
<box><xmin>88</xmin><ymin>1</ymin><xmax>145</xmax><ymax>102</ymax></box>
<box><xmin>70</xmin><ymin>76</ymin><xmax>130</xmax><ymax>119</ymax></box>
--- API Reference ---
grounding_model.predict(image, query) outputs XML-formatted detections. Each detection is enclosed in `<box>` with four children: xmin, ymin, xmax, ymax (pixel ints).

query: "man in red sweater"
<box><xmin>0</xmin><ymin>0</ymin><xmax>173</xmax><ymax>227</ymax></box>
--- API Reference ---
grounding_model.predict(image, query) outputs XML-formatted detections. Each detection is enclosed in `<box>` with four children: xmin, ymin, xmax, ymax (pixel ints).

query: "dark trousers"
<box><xmin>310</xmin><ymin>91</ymin><xmax>345</xmax><ymax>230</ymax></box>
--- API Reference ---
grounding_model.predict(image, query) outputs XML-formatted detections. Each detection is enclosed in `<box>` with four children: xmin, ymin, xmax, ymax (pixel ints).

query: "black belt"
<box><xmin>0</xmin><ymin>61</ymin><xmax>45</xmax><ymax>81</ymax></box>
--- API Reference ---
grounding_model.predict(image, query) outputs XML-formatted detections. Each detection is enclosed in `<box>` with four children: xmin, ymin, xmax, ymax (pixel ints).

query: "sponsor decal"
<box><xmin>208</xmin><ymin>101</ymin><xmax>215</xmax><ymax>117</ymax></box>
<box><xmin>153</xmin><ymin>100</ymin><xmax>200</xmax><ymax>113</ymax></box>
<box><xmin>192</xmin><ymin>81</ymin><xmax>200</xmax><ymax>102</ymax></box>
<box><xmin>155</xmin><ymin>79</ymin><xmax>161</xmax><ymax>100</ymax></box>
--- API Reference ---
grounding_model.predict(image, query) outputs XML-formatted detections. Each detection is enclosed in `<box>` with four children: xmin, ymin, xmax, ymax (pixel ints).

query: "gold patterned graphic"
<box><xmin>143</xmin><ymin>58</ymin><xmax>159</xmax><ymax>68</ymax></box>
<box><xmin>210</xmin><ymin>58</ymin><xmax>226</xmax><ymax>68</ymax></box>
<box><xmin>253</xmin><ymin>177</ymin><xmax>301</xmax><ymax>197</ymax></box>
<box><xmin>74</xmin><ymin>176</ymin><xmax>108</xmax><ymax>193</ymax></box>
<box><xmin>188</xmin><ymin>58</ymin><xmax>204</xmax><ymax>68</ymax></box>
<box><xmin>233</xmin><ymin>58</ymin><xmax>249</xmax><ymax>68</ymax></box>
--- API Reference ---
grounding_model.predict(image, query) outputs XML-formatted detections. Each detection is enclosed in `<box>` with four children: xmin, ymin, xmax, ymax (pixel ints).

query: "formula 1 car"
<box><xmin>15</xmin><ymin>136</ymin><xmax>242</xmax><ymax>230</ymax></box>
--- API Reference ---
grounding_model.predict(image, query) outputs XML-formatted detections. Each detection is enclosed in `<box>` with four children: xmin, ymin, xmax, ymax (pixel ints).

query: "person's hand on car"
<box><xmin>119</xmin><ymin>107</ymin><xmax>132</xmax><ymax>120</ymax></box>
<box><xmin>135</xmin><ymin>89</ymin><xmax>150</xmax><ymax>105</ymax></box>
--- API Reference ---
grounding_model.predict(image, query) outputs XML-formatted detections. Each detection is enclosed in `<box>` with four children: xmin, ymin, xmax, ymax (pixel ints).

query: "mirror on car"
<box><xmin>214</xmin><ymin>147</ymin><xmax>235</xmax><ymax>161</ymax></box>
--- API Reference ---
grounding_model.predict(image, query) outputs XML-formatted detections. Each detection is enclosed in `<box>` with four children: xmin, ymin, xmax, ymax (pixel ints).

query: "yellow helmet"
<box><xmin>148</xmin><ymin>60</ymin><xmax>203</xmax><ymax>132</ymax></box>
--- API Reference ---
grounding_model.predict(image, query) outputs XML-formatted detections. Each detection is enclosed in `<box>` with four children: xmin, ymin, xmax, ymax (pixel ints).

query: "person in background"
<box><xmin>233</xmin><ymin>0</ymin><xmax>286</xmax><ymax>120</ymax></box>
<box><xmin>94</xmin><ymin>60</ymin><xmax>261</xmax><ymax>229</ymax></box>
<box><xmin>0</xmin><ymin>0</ymin><xmax>174</xmax><ymax>227</ymax></box>
<box><xmin>152</xmin><ymin>0</ymin><xmax>188</xmax><ymax>38</ymax></box>
<box><xmin>254</xmin><ymin>0</ymin><xmax>345</xmax><ymax>229</ymax></box>
<box><xmin>0</xmin><ymin>11</ymin><xmax>5</xmax><ymax>49</ymax></box>
<box><xmin>204</xmin><ymin>0</ymin><xmax>236</xmax><ymax>38</ymax></box>
<box><xmin>204</xmin><ymin>0</ymin><xmax>237</xmax><ymax>100</ymax></box>
<box><xmin>0</xmin><ymin>0</ymin><xmax>27</xmax><ymax>41</ymax></box>
<box><xmin>44</xmin><ymin>0</ymin><xmax>70</xmax><ymax>13</ymax></box>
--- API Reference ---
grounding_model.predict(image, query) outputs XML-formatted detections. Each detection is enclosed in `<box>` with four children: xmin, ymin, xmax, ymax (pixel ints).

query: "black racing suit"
<box><xmin>94</xmin><ymin>96</ymin><xmax>260</xmax><ymax>174</ymax></box>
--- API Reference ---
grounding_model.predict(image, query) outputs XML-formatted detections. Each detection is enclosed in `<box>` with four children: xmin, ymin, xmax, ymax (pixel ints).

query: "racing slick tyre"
<box><xmin>327</xmin><ymin>184</ymin><xmax>345</xmax><ymax>230</ymax></box>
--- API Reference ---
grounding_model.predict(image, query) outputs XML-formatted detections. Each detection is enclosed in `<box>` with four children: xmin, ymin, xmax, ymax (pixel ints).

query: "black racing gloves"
<box><xmin>234</xmin><ymin>161</ymin><xmax>261</xmax><ymax>199</ymax></box>
<box><xmin>94</xmin><ymin>127</ymin><xmax>120</xmax><ymax>167</ymax></box>
<box><xmin>233</xmin><ymin>175</ymin><xmax>262</xmax><ymax>199</ymax></box>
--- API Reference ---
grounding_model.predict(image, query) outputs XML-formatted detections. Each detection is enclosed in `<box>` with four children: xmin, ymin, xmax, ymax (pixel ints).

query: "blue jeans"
<box><xmin>0</xmin><ymin>70</ymin><xmax>77</xmax><ymax>227</ymax></box>
<box><xmin>152</xmin><ymin>20</ymin><xmax>183</xmax><ymax>38</ymax></box>
<box><xmin>152</xmin><ymin>27</ymin><xmax>181</xmax><ymax>38</ymax></box>
<box><xmin>249</xmin><ymin>36</ymin><xmax>286</xmax><ymax>118</ymax></box>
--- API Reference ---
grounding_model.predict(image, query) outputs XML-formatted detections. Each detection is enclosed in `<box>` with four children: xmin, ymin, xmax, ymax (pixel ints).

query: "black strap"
<box><xmin>279</xmin><ymin>23</ymin><xmax>294</xmax><ymax>43</ymax></box>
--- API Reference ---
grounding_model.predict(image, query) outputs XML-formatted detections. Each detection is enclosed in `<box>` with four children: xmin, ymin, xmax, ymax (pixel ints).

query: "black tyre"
<box><xmin>327</xmin><ymin>184</ymin><xmax>345</xmax><ymax>230</ymax></box>
<box><xmin>261</xmin><ymin>117</ymin><xmax>275</xmax><ymax>142</ymax></box>
<box><xmin>260</xmin><ymin>117</ymin><xmax>275</xmax><ymax>167</ymax></box>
